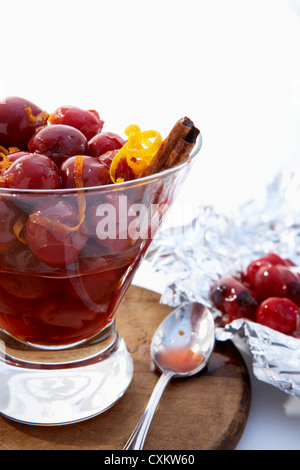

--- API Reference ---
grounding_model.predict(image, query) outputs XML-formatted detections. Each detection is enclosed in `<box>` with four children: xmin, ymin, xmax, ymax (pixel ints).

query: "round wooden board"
<box><xmin>0</xmin><ymin>285</ymin><xmax>251</xmax><ymax>450</ymax></box>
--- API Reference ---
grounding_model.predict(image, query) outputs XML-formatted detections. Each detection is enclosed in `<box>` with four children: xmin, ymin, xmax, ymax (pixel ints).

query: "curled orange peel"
<box><xmin>0</xmin><ymin>145</ymin><xmax>19</xmax><ymax>156</ymax></box>
<box><xmin>24</xmin><ymin>107</ymin><xmax>49</xmax><ymax>124</ymax></box>
<box><xmin>109</xmin><ymin>124</ymin><xmax>162</xmax><ymax>183</ymax></box>
<box><xmin>0</xmin><ymin>151</ymin><xmax>14</xmax><ymax>184</ymax></box>
<box><xmin>13</xmin><ymin>213</ymin><xmax>28</xmax><ymax>244</ymax></box>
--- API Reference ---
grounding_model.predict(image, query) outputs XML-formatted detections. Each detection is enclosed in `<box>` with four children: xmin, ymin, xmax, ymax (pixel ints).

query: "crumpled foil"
<box><xmin>146</xmin><ymin>168</ymin><xmax>300</xmax><ymax>397</ymax></box>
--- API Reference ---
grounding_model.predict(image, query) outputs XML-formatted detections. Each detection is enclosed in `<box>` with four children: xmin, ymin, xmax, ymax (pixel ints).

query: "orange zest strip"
<box><xmin>28</xmin><ymin>155</ymin><xmax>86</xmax><ymax>233</ymax></box>
<box><xmin>13</xmin><ymin>213</ymin><xmax>28</xmax><ymax>244</ymax></box>
<box><xmin>74</xmin><ymin>155</ymin><xmax>84</xmax><ymax>188</ymax></box>
<box><xmin>8</xmin><ymin>147</ymin><xmax>19</xmax><ymax>154</ymax></box>
<box><xmin>0</xmin><ymin>152</ymin><xmax>12</xmax><ymax>171</ymax></box>
<box><xmin>0</xmin><ymin>146</ymin><xmax>20</xmax><ymax>157</ymax></box>
<box><xmin>24</xmin><ymin>107</ymin><xmax>49</xmax><ymax>124</ymax></box>
<box><xmin>109</xmin><ymin>124</ymin><xmax>162</xmax><ymax>183</ymax></box>
<box><xmin>0</xmin><ymin>146</ymin><xmax>8</xmax><ymax>156</ymax></box>
<box><xmin>0</xmin><ymin>152</ymin><xmax>13</xmax><ymax>184</ymax></box>
<box><xmin>28</xmin><ymin>194</ymin><xmax>86</xmax><ymax>233</ymax></box>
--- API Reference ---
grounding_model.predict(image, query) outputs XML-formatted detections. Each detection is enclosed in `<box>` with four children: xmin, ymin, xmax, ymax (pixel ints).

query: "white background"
<box><xmin>1</xmin><ymin>0</ymin><xmax>300</xmax><ymax>450</ymax></box>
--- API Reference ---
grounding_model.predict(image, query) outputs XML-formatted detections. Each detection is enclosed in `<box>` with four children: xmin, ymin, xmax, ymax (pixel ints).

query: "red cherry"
<box><xmin>0</xmin><ymin>96</ymin><xmax>48</xmax><ymax>149</ymax></box>
<box><xmin>88</xmin><ymin>132</ymin><xmax>125</xmax><ymax>157</ymax></box>
<box><xmin>253</xmin><ymin>264</ymin><xmax>300</xmax><ymax>303</ymax></box>
<box><xmin>246</xmin><ymin>253</ymin><xmax>293</xmax><ymax>286</ymax></box>
<box><xmin>49</xmin><ymin>105</ymin><xmax>104</xmax><ymax>140</ymax></box>
<box><xmin>28</xmin><ymin>124</ymin><xmax>88</xmax><ymax>167</ymax></box>
<box><xmin>0</xmin><ymin>311</ymin><xmax>42</xmax><ymax>343</ymax></box>
<box><xmin>63</xmin><ymin>269</ymin><xmax>119</xmax><ymax>304</ymax></box>
<box><xmin>0</xmin><ymin>272</ymin><xmax>56</xmax><ymax>300</ymax></box>
<box><xmin>35</xmin><ymin>297</ymin><xmax>98</xmax><ymax>330</ymax></box>
<box><xmin>66</xmin><ymin>237</ymin><xmax>107</xmax><ymax>274</ymax></box>
<box><xmin>59</xmin><ymin>155</ymin><xmax>110</xmax><ymax>188</ymax></box>
<box><xmin>113</xmin><ymin>155</ymin><xmax>139</xmax><ymax>182</ymax></box>
<box><xmin>98</xmin><ymin>149</ymin><xmax>117</xmax><ymax>168</ymax></box>
<box><xmin>4</xmin><ymin>151</ymin><xmax>30</xmax><ymax>163</ymax></box>
<box><xmin>256</xmin><ymin>297</ymin><xmax>299</xmax><ymax>335</ymax></box>
<box><xmin>25</xmin><ymin>199</ymin><xmax>88</xmax><ymax>267</ymax></box>
<box><xmin>0</xmin><ymin>241</ymin><xmax>53</xmax><ymax>273</ymax></box>
<box><xmin>34</xmin><ymin>292</ymin><xmax>111</xmax><ymax>343</ymax></box>
<box><xmin>85</xmin><ymin>194</ymin><xmax>135</xmax><ymax>253</ymax></box>
<box><xmin>98</xmin><ymin>149</ymin><xmax>138</xmax><ymax>182</ymax></box>
<box><xmin>0</xmin><ymin>153</ymin><xmax>61</xmax><ymax>190</ymax></box>
<box><xmin>210</xmin><ymin>277</ymin><xmax>258</xmax><ymax>325</ymax></box>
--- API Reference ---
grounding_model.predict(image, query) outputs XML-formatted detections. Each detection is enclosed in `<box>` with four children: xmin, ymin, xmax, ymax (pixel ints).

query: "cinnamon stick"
<box><xmin>141</xmin><ymin>117</ymin><xmax>199</xmax><ymax>177</ymax></box>
<box><xmin>163</xmin><ymin>125</ymin><xmax>200</xmax><ymax>169</ymax></box>
<box><xmin>141</xmin><ymin>117</ymin><xmax>196</xmax><ymax>178</ymax></box>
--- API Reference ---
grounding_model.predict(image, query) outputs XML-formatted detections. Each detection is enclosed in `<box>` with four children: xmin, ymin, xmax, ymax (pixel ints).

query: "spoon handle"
<box><xmin>123</xmin><ymin>371</ymin><xmax>173</xmax><ymax>450</ymax></box>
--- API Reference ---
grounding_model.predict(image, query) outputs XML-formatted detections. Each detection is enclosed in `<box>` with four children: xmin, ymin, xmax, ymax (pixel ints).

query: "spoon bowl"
<box><xmin>123</xmin><ymin>302</ymin><xmax>215</xmax><ymax>450</ymax></box>
<box><xmin>152</xmin><ymin>301</ymin><xmax>215</xmax><ymax>376</ymax></box>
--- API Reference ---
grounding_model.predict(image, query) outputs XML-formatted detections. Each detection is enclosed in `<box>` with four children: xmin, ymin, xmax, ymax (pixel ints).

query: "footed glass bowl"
<box><xmin>0</xmin><ymin>125</ymin><xmax>202</xmax><ymax>426</ymax></box>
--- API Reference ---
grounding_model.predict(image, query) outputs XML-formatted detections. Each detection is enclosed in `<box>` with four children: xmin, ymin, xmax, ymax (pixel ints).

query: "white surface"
<box><xmin>2</xmin><ymin>0</ymin><xmax>300</xmax><ymax>450</ymax></box>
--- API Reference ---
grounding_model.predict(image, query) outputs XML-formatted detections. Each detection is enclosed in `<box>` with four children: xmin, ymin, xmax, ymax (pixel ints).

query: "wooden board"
<box><xmin>0</xmin><ymin>286</ymin><xmax>251</xmax><ymax>450</ymax></box>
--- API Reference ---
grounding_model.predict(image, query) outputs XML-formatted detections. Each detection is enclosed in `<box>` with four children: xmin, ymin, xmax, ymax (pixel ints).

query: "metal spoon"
<box><xmin>123</xmin><ymin>301</ymin><xmax>215</xmax><ymax>450</ymax></box>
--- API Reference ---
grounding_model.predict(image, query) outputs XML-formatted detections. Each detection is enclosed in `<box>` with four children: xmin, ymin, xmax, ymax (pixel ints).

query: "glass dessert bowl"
<box><xmin>0</xmin><ymin>97</ymin><xmax>201</xmax><ymax>425</ymax></box>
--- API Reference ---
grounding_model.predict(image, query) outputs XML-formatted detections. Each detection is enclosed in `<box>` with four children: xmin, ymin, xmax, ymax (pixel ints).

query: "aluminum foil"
<box><xmin>146</xmin><ymin>168</ymin><xmax>300</xmax><ymax>396</ymax></box>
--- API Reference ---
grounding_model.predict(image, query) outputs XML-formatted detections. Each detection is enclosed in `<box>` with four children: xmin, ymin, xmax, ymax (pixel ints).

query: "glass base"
<box><xmin>0</xmin><ymin>328</ymin><xmax>133</xmax><ymax>426</ymax></box>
